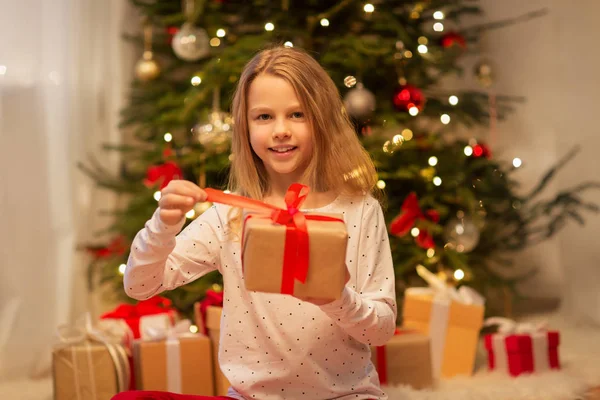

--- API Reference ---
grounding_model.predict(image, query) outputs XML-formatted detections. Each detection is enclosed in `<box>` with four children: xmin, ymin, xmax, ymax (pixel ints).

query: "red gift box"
<box><xmin>484</xmin><ymin>331</ymin><xmax>560</xmax><ymax>376</ymax></box>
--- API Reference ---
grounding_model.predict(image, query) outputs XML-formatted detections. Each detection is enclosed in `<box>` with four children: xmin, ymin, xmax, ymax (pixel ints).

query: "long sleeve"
<box><xmin>319</xmin><ymin>200</ymin><xmax>397</xmax><ymax>346</ymax></box>
<box><xmin>124</xmin><ymin>205</ymin><xmax>224</xmax><ymax>300</ymax></box>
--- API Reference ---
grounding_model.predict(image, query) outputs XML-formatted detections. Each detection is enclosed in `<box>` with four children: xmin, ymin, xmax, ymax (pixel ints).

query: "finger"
<box><xmin>161</xmin><ymin>181</ymin><xmax>201</xmax><ymax>199</ymax></box>
<box><xmin>159</xmin><ymin>209</ymin><xmax>184</xmax><ymax>225</ymax></box>
<box><xmin>159</xmin><ymin>193</ymin><xmax>196</xmax><ymax>210</ymax></box>
<box><xmin>181</xmin><ymin>181</ymin><xmax>208</xmax><ymax>201</ymax></box>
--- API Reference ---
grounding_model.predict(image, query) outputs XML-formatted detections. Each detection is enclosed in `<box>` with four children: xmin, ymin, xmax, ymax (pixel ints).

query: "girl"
<box><xmin>114</xmin><ymin>45</ymin><xmax>396</xmax><ymax>400</ymax></box>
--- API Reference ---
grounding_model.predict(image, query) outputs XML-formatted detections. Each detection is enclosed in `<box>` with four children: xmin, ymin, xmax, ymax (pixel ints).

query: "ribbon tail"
<box><xmin>376</xmin><ymin>346</ymin><xmax>388</xmax><ymax>385</ymax></box>
<box><xmin>293</xmin><ymin>213</ymin><xmax>310</xmax><ymax>284</ymax></box>
<box><xmin>389</xmin><ymin>212</ymin><xmax>416</xmax><ymax>236</ymax></box>
<box><xmin>204</xmin><ymin>188</ymin><xmax>280</xmax><ymax>213</ymax></box>
<box><xmin>280</xmin><ymin>225</ymin><xmax>298</xmax><ymax>295</ymax></box>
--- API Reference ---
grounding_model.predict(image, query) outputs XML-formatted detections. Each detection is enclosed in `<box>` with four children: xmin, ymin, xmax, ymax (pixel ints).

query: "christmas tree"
<box><xmin>82</xmin><ymin>0</ymin><xmax>597</xmax><ymax>317</ymax></box>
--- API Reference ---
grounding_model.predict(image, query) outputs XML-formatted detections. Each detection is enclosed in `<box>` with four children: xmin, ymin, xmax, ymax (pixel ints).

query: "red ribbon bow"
<box><xmin>101</xmin><ymin>296</ymin><xmax>174</xmax><ymax>338</ymax></box>
<box><xmin>389</xmin><ymin>192</ymin><xmax>439</xmax><ymax>249</ymax></box>
<box><xmin>144</xmin><ymin>161</ymin><xmax>183</xmax><ymax>190</ymax></box>
<box><xmin>204</xmin><ymin>183</ymin><xmax>343</xmax><ymax>296</ymax></box>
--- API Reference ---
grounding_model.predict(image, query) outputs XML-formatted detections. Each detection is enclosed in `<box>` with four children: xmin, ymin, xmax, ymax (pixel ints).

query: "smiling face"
<box><xmin>246</xmin><ymin>73</ymin><xmax>314</xmax><ymax>189</ymax></box>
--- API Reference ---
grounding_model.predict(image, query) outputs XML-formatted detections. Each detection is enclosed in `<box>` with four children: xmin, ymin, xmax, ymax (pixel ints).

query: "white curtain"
<box><xmin>0</xmin><ymin>0</ymin><xmax>135</xmax><ymax>380</ymax></box>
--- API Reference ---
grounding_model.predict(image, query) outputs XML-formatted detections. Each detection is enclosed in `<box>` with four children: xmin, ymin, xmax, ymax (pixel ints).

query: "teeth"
<box><xmin>272</xmin><ymin>147</ymin><xmax>295</xmax><ymax>153</ymax></box>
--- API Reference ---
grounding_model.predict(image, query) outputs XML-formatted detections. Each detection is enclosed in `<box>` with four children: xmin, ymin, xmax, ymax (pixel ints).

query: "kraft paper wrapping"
<box><xmin>371</xmin><ymin>331</ymin><xmax>433</xmax><ymax>389</ymax></box>
<box><xmin>242</xmin><ymin>212</ymin><xmax>348</xmax><ymax>300</ymax></box>
<box><xmin>133</xmin><ymin>335</ymin><xmax>214</xmax><ymax>395</ymax></box>
<box><xmin>53</xmin><ymin>313</ymin><xmax>130</xmax><ymax>400</ymax></box>
<box><xmin>204</xmin><ymin>306</ymin><xmax>231</xmax><ymax>396</ymax></box>
<box><xmin>403</xmin><ymin>290</ymin><xmax>484</xmax><ymax>379</ymax></box>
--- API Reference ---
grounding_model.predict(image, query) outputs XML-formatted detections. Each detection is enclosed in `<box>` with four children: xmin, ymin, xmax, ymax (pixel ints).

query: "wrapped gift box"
<box><xmin>101</xmin><ymin>296</ymin><xmax>176</xmax><ymax>340</ymax></box>
<box><xmin>371</xmin><ymin>329</ymin><xmax>433</xmax><ymax>389</ymax></box>
<box><xmin>195</xmin><ymin>303</ymin><xmax>230</xmax><ymax>396</ymax></box>
<box><xmin>53</xmin><ymin>321</ymin><xmax>130</xmax><ymax>400</ymax></box>
<box><xmin>403</xmin><ymin>287</ymin><xmax>484</xmax><ymax>379</ymax></box>
<box><xmin>243</xmin><ymin>211</ymin><xmax>348</xmax><ymax>300</ymax></box>
<box><xmin>484</xmin><ymin>330</ymin><xmax>560</xmax><ymax>376</ymax></box>
<box><xmin>133</xmin><ymin>323</ymin><xmax>214</xmax><ymax>395</ymax></box>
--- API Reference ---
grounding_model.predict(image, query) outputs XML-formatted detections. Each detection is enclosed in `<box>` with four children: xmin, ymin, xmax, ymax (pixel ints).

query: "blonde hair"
<box><xmin>228</xmin><ymin>45</ymin><xmax>377</xmax><ymax>200</ymax></box>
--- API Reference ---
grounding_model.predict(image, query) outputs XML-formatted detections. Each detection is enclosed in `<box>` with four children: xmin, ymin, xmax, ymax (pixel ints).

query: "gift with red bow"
<box><xmin>204</xmin><ymin>183</ymin><xmax>348</xmax><ymax>300</ymax></box>
<box><xmin>371</xmin><ymin>328</ymin><xmax>433</xmax><ymax>390</ymax></box>
<box><xmin>100</xmin><ymin>296</ymin><xmax>177</xmax><ymax>340</ymax></box>
<box><xmin>483</xmin><ymin>317</ymin><xmax>560</xmax><ymax>377</ymax></box>
<box><xmin>133</xmin><ymin>319</ymin><xmax>215</xmax><ymax>395</ymax></box>
<box><xmin>100</xmin><ymin>296</ymin><xmax>178</xmax><ymax>390</ymax></box>
<box><xmin>193</xmin><ymin>290</ymin><xmax>230</xmax><ymax>396</ymax></box>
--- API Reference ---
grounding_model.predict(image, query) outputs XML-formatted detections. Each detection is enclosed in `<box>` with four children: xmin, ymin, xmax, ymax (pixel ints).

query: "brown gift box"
<box><xmin>371</xmin><ymin>330</ymin><xmax>433</xmax><ymax>389</ymax></box>
<box><xmin>403</xmin><ymin>288</ymin><xmax>484</xmax><ymax>379</ymax></box>
<box><xmin>133</xmin><ymin>333</ymin><xmax>214</xmax><ymax>395</ymax></box>
<box><xmin>242</xmin><ymin>212</ymin><xmax>348</xmax><ymax>300</ymax></box>
<box><xmin>53</xmin><ymin>339</ymin><xmax>129</xmax><ymax>400</ymax></box>
<box><xmin>194</xmin><ymin>303</ymin><xmax>231</xmax><ymax>396</ymax></box>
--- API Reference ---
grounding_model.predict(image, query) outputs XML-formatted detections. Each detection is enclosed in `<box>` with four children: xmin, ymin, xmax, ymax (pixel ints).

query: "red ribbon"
<box><xmin>389</xmin><ymin>192</ymin><xmax>439</xmax><ymax>249</ymax></box>
<box><xmin>204</xmin><ymin>183</ymin><xmax>343</xmax><ymax>295</ymax></box>
<box><xmin>100</xmin><ymin>296</ymin><xmax>175</xmax><ymax>338</ymax></box>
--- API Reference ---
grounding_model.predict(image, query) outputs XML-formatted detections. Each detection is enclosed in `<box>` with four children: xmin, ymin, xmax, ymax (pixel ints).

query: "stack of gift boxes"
<box><xmin>52</xmin><ymin>186</ymin><xmax>562</xmax><ymax>398</ymax></box>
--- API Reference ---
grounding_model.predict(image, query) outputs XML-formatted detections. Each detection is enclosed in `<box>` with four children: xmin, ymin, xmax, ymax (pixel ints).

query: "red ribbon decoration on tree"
<box><xmin>389</xmin><ymin>192</ymin><xmax>439</xmax><ymax>249</ymax></box>
<box><xmin>204</xmin><ymin>183</ymin><xmax>344</xmax><ymax>296</ymax></box>
<box><xmin>86</xmin><ymin>236</ymin><xmax>127</xmax><ymax>259</ymax></box>
<box><xmin>144</xmin><ymin>161</ymin><xmax>183</xmax><ymax>190</ymax></box>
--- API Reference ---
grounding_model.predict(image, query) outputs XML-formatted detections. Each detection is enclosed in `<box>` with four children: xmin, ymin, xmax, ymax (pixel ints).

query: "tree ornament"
<box><xmin>472</xmin><ymin>142</ymin><xmax>492</xmax><ymax>158</ymax></box>
<box><xmin>474</xmin><ymin>60</ymin><xmax>494</xmax><ymax>87</ymax></box>
<box><xmin>172</xmin><ymin>23</ymin><xmax>210</xmax><ymax>61</ymax></box>
<box><xmin>192</xmin><ymin>88</ymin><xmax>233</xmax><ymax>152</ymax></box>
<box><xmin>390</xmin><ymin>192</ymin><xmax>440</xmax><ymax>249</ymax></box>
<box><xmin>444</xmin><ymin>216</ymin><xmax>481</xmax><ymax>253</ymax></box>
<box><xmin>135</xmin><ymin>20</ymin><xmax>161</xmax><ymax>82</ymax></box>
<box><xmin>144</xmin><ymin>161</ymin><xmax>183</xmax><ymax>190</ymax></box>
<box><xmin>440</xmin><ymin>31</ymin><xmax>466</xmax><ymax>49</ymax></box>
<box><xmin>171</xmin><ymin>0</ymin><xmax>210</xmax><ymax>61</ymax></box>
<box><xmin>343</xmin><ymin>82</ymin><xmax>376</xmax><ymax>120</ymax></box>
<box><xmin>392</xmin><ymin>84</ymin><xmax>426</xmax><ymax>112</ymax></box>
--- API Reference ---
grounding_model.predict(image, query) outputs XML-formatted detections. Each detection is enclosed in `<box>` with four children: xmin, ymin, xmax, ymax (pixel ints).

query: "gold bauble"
<box><xmin>135</xmin><ymin>51</ymin><xmax>161</xmax><ymax>82</ymax></box>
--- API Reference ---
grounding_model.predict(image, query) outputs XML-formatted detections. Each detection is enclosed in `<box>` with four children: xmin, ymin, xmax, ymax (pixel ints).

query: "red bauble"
<box><xmin>144</xmin><ymin>161</ymin><xmax>183</xmax><ymax>190</ymax></box>
<box><xmin>440</xmin><ymin>31</ymin><xmax>466</xmax><ymax>49</ymax></box>
<box><xmin>392</xmin><ymin>84</ymin><xmax>426</xmax><ymax>112</ymax></box>
<box><xmin>473</xmin><ymin>143</ymin><xmax>492</xmax><ymax>159</ymax></box>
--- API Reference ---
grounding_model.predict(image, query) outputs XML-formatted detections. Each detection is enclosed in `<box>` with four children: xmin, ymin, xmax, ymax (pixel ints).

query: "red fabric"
<box><xmin>111</xmin><ymin>392</ymin><xmax>234</xmax><ymax>400</ymax></box>
<box><xmin>205</xmin><ymin>184</ymin><xmax>344</xmax><ymax>296</ymax></box>
<box><xmin>389</xmin><ymin>192</ymin><xmax>439</xmax><ymax>249</ymax></box>
<box><xmin>484</xmin><ymin>331</ymin><xmax>561</xmax><ymax>377</ymax></box>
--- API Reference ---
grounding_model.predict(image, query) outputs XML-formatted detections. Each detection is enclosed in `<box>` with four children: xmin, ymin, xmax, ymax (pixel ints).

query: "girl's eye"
<box><xmin>257</xmin><ymin>114</ymin><xmax>271</xmax><ymax>120</ymax></box>
<box><xmin>291</xmin><ymin>112</ymin><xmax>304</xmax><ymax>119</ymax></box>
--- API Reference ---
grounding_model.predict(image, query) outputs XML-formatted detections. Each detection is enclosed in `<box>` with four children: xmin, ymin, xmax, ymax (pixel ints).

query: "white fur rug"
<box><xmin>385</xmin><ymin>313</ymin><xmax>600</xmax><ymax>400</ymax></box>
<box><xmin>1</xmin><ymin>313</ymin><xmax>598</xmax><ymax>400</ymax></box>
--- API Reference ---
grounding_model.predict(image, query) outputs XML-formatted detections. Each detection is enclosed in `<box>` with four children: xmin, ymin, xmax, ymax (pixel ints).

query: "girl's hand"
<box><xmin>158</xmin><ymin>180</ymin><xmax>207</xmax><ymax>225</ymax></box>
<box><xmin>297</xmin><ymin>265</ymin><xmax>351</xmax><ymax>306</ymax></box>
